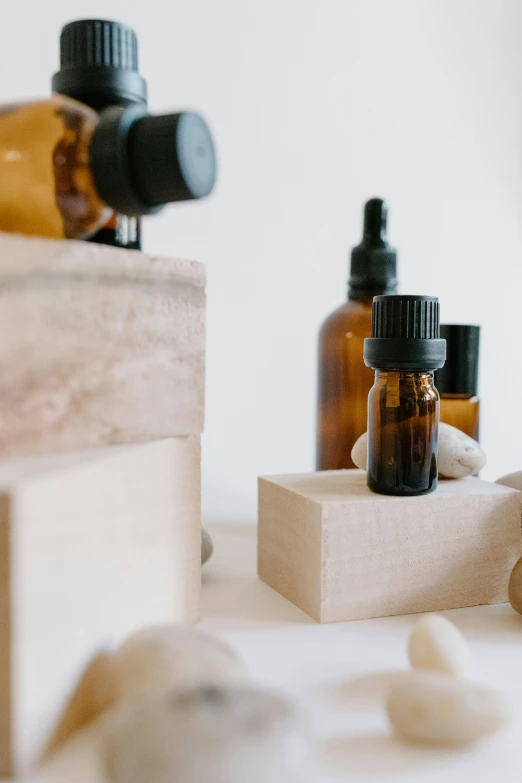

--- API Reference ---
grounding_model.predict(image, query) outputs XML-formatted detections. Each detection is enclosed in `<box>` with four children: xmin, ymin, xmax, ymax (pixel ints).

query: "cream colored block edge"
<box><xmin>0</xmin><ymin>436</ymin><xmax>200</xmax><ymax>777</ymax></box>
<box><xmin>0</xmin><ymin>232</ymin><xmax>205</xmax><ymax>459</ymax></box>
<box><xmin>258</xmin><ymin>470</ymin><xmax>521</xmax><ymax>624</ymax></box>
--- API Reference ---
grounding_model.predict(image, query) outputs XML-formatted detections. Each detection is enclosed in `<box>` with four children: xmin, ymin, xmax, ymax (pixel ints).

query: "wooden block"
<box><xmin>0</xmin><ymin>436</ymin><xmax>200</xmax><ymax>776</ymax></box>
<box><xmin>258</xmin><ymin>470</ymin><xmax>521</xmax><ymax>624</ymax></box>
<box><xmin>0</xmin><ymin>232</ymin><xmax>205</xmax><ymax>459</ymax></box>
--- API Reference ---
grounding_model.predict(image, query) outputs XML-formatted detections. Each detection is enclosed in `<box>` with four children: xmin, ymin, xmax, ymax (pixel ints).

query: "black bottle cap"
<box><xmin>52</xmin><ymin>19</ymin><xmax>147</xmax><ymax>109</ymax></box>
<box><xmin>435</xmin><ymin>325</ymin><xmax>480</xmax><ymax>396</ymax></box>
<box><xmin>364</xmin><ymin>295</ymin><xmax>446</xmax><ymax>370</ymax></box>
<box><xmin>90</xmin><ymin>106</ymin><xmax>216</xmax><ymax>216</ymax></box>
<box><xmin>348</xmin><ymin>198</ymin><xmax>398</xmax><ymax>297</ymax></box>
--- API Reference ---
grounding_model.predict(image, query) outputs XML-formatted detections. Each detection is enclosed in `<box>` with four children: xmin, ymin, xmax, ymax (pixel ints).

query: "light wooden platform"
<box><xmin>0</xmin><ymin>438</ymin><xmax>200</xmax><ymax>776</ymax></box>
<box><xmin>258</xmin><ymin>470</ymin><xmax>522</xmax><ymax>622</ymax></box>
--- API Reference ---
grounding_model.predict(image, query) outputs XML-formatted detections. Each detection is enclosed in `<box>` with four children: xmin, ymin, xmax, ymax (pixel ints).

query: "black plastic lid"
<box><xmin>435</xmin><ymin>325</ymin><xmax>480</xmax><ymax>396</ymax></box>
<box><xmin>364</xmin><ymin>295</ymin><xmax>446</xmax><ymax>370</ymax></box>
<box><xmin>348</xmin><ymin>198</ymin><xmax>398</xmax><ymax>297</ymax></box>
<box><xmin>52</xmin><ymin>19</ymin><xmax>147</xmax><ymax>109</ymax></box>
<box><xmin>90</xmin><ymin>106</ymin><xmax>216</xmax><ymax>215</ymax></box>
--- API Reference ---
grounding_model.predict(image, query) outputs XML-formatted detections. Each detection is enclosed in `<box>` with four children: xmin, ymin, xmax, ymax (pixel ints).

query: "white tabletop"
<box><xmin>23</xmin><ymin>524</ymin><xmax>522</xmax><ymax>783</ymax></box>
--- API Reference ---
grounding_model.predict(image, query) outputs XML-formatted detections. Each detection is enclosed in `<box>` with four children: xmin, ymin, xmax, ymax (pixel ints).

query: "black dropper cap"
<box><xmin>435</xmin><ymin>325</ymin><xmax>480</xmax><ymax>396</ymax></box>
<box><xmin>348</xmin><ymin>198</ymin><xmax>398</xmax><ymax>297</ymax></box>
<box><xmin>364</xmin><ymin>295</ymin><xmax>446</xmax><ymax>370</ymax></box>
<box><xmin>52</xmin><ymin>19</ymin><xmax>147</xmax><ymax>109</ymax></box>
<box><xmin>90</xmin><ymin>106</ymin><xmax>216</xmax><ymax>215</ymax></box>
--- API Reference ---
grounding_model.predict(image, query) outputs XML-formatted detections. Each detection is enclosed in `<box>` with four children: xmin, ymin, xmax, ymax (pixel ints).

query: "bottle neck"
<box><xmin>375</xmin><ymin>370</ymin><xmax>434</xmax><ymax>380</ymax></box>
<box><xmin>348</xmin><ymin>283</ymin><xmax>397</xmax><ymax>301</ymax></box>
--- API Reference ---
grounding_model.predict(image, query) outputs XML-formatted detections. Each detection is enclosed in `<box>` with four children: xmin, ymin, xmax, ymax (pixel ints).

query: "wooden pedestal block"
<box><xmin>258</xmin><ymin>470</ymin><xmax>521</xmax><ymax>624</ymax></box>
<box><xmin>0</xmin><ymin>233</ymin><xmax>205</xmax><ymax>459</ymax></box>
<box><xmin>0</xmin><ymin>437</ymin><xmax>200</xmax><ymax>777</ymax></box>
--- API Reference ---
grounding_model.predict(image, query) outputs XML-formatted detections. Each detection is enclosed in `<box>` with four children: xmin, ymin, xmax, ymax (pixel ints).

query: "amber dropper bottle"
<box><xmin>52</xmin><ymin>19</ymin><xmax>148</xmax><ymax>249</ymax></box>
<box><xmin>316</xmin><ymin>198</ymin><xmax>398</xmax><ymax>470</ymax></box>
<box><xmin>435</xmin><ymin>325</ymin><xmax>480</xmax><ymax>440</ymax></box>
<box><xmin>364</xmin><ymin>295</ymin><xmax>446</xmax><ymax>496</ymax></box>
<box><xmin>0</xmin><ymin>97</ymin><xmax>215</xmax><ymax>240</ymax></box>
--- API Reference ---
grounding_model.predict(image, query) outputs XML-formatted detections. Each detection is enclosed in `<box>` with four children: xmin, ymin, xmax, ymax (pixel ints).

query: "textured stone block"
<box><xmin>258</xmin><ymin>470</ymin><xmax>521</xmax><ymax>623</ymax></box>
<box><xmin>0</xmin><ymin>233</ymin><xmax>205</xmax><ymax>459</ymax></box>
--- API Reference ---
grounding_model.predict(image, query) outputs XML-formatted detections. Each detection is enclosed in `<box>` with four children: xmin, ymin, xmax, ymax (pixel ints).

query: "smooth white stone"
<box><xmin>351</xmin><ymin>432</ymin><xmax>368</xmax><ymax>471</ymax></box>
<box><xmin>408</xmin><ymin>614</ymin><xmax>472</xmax><ymax>676</ymax></box>
<box><xmin>496</xmin><ymin>471</ymin><xmax>522</xmax><ymax>491</ymax></box>
<box><xmin>438</xmin><ymin>423</ymin><xmax>486</xmax><ymax>479</ymax></box>
<box><xmin>386</xmin><ymin>672</ymin><xmax>510</xmax><ymax>747</ymax></box>
<box><xmin>351</xmin><ymin>422</ymin><xmax>486</xmax><ymax>479</ymax></box>
<box><xmin>110</xmin><ymin>625</ymin><xmax>246</xmax><ymax>704</ymax></box>
<box><xmin>104</xmin><ymin>684</ymin><xmax>316</xmax><ymax>783</ymax></box>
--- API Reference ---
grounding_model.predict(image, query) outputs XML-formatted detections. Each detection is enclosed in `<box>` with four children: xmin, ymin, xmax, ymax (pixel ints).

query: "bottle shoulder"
<box><xmin>319</xmin><ymin>299</ymin><xmax>373</xmax><ymax>338</ymax></box>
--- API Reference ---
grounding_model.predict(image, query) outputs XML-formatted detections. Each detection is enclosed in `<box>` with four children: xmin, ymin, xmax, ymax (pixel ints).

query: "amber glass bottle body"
<box><xmin>439</xmin><ymin>394</ymin><xmax>479</xmax><ymax>440</ymax></box>
<box><xmin>316</xmin><ymin>296</ymin><xmax>374</xmax><ymax>470</ymax></box>
<box><xmin>367</xmin><ymin>370</ymin><xmax>439</xmax><ymax>496</ymax></box>
<box><xmin>0</xmin><ymin>98</ymin><xmax>110</xmax><ymax>239</ymax></box>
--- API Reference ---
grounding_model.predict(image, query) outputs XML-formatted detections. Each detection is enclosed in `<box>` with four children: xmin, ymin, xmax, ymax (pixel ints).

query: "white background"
<box><xmin>2</xmin><ymin>0</ymin><xmax>522</xmax><ymax>523</ymax></box>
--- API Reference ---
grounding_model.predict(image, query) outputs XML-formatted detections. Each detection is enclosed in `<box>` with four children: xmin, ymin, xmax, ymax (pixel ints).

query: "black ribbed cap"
<box><xmin>90</xmin><ymin>106</ymin><xmax>216</xmax><ymax>216</ymax></box>
<box><xmin>364</xmin><ymin>295</ymin><xmax>446</xmax><ymax>370</ymax></box>
<box><xmin>52</xmin><ymin>19</ymin><xmax>147</xmax><ymax>108</ymax></box>
<box><xmin>435</xmin><ymin>325</ymin><xmax>480</xmax><ymax>396</ymax></box>
<box><xmin>348</xmin><ymin>198</ymin><xmax>398</xmax><ymax>297</ymax></box>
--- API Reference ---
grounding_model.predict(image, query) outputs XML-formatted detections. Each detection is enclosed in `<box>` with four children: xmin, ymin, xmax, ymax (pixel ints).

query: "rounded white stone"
<box><xmin>408</xmin><ymin>614</ymin><xmax>471</xmax><ymax>676</ymax></box>
<box><xmin>105</xmin><ymin>684</ymin><xmax>316</xmax><ymax>783</ymax></box>
<box><xmin>110</xmin><ymin>625</ymin><xmax>246</xmax><ymax>704</ymax></box>
<box><xmin>351</xmin><ymin>422</ymin><xmax>486</xmax><ymax>479</ymax></box>
<box><xmin>386</xmin><ymin>672</ymin><xmax>510</xmax><ymax>747</ymax></box>
<box><xmin>496</xmin><ymin>471</ymin><xmax>522</xmax><ymax>491</ymax></box>
<box><xmin>351</xmin><ymin>432</ymin><xmax>368</xmax><ymax>471</ymax></box>
<box><xmin>437</xmin><ymin>422</ymin><xmax>486</xmax><ymax>479</ymax></box>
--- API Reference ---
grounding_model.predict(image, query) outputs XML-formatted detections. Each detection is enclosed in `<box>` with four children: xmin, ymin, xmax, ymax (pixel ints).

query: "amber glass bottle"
<box><xmin>0</xmin><ymin>97</ymin><xmax>215</xmax><ymax>240</ymax></box>
<box><xmin>364</xmin><ymin>295</ymin><xmax>446</xmax><ymax>496</ymax></box>
<box><xmin>316</xmin><ymin>198</ymin><xmax>398</xmax><ymax>470</ymax></box>
<box><xmin>53</xmin><ymin>19</ymin><xmax>147</xmax><ymax>249</ymax></box>
<box><xmin>435</xmin><ymin>325</ymin><xmax>480</xmax><ymax>440</ymax></box>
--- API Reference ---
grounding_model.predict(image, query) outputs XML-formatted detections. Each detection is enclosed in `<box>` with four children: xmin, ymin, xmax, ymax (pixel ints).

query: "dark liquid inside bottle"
<box><xmin>367</xmin><ymin>371</ymin><xmax>439</xmax><ymax>496</ymax></box>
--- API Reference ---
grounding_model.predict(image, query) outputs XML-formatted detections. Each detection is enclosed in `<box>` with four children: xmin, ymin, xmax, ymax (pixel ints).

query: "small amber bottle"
<box><xmin>316</xmin><ymin>198</ymin><xmax>398</xmax><ymax>470</ymax></box>
<box><xmin>0</xmin><ymin>97</ymin><xmax>215</xmax><ymax>240</ymax></box>
<box><xmin>364</xmin><ymin>295</ymin><xmax>446</xmax><ymax>496</ymax></box>
<box><xmin>435</xmin><ymin>325</ymin><xmax>480</xmax><ymax>440</ymax></box>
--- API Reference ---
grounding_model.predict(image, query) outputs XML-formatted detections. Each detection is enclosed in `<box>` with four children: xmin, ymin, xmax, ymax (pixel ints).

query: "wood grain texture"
<box><xmin>258</xmin><ymin>470</ymin><xmax>522</xmax><ymax>624</ymax></box>
<box><xmin>0</xmin><ymin>437</ymin><xmax>201</xmax><ymax>776</ymax></box>
<box><xmin>0</xmin><ymin>233</ymin><xmax>205</xmax><ymax>459</ymax></box>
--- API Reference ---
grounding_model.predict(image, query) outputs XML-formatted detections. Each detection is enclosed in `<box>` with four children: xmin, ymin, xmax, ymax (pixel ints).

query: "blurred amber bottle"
<box><xmin>316</xmin><ymin>198</ymin><xmax>398</xmax><ymax>470</ymax></box>
<box><xmin>0</xmin><ymin>97</ymin><xmax>215</xmax><ymax>240</ymax></box>
<box><xmin>435</xmin><ymin>325</ymin><xmax>480</xmax><ymax>440</ymax></box>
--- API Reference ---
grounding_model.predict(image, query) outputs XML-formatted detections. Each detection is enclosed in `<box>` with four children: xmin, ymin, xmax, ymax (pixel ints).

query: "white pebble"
<box><xmin>351</xmin><ymin>423</ymin><xmax>486</xmax><ymax>479</ymax></box>
<box><xmin>496</xmin><ymin>471</ymin><xmax>522</xmax><ymax>491</ymax></box>
<box><xmin>386</xmin><ymin>672</ymin><xmax>510</xmax><ymax>747</ymax></box>
<box><xmin>351</xmin><ymin>432</ymin><xmax>367</xmax><ymax>471</ymax></box>
<box><xmin>408</xmin><ymin>614</ymin><xmax>471</xmax><ymax>676</ymax></box>
<box><xmin>110</xmin><ymin>625</ymin><xmax>245</xmax><ymax>703</ymax></box>
<box><xmin>438</xmin><ymin>423</ymin><xmax>486</xmax><ymax>479</ymax></box>
<box><xmin>104</xmin><ymin>684</ymin><xmax>316</xmax><ymax>783</ymax></box>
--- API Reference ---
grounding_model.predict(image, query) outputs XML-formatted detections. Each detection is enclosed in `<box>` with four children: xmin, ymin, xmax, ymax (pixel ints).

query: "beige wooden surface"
<box><xmin>258</xmin><ymin>470</ymin><xmax>522</xmax><ymax>623</ymax></box>
<box><xmin>0</xmin><ymin>437</ymin><xmax>201</xmax><ymax>777</ymax></box>
<box><xmin>0</xmin><ymin>233</ymin><xmax>205</xmax><ymax>459</ymax></box>
<box><xmin>10</xmin><ymin>524</ymin><xmax>522</xmax><ymax>783</ymax></box>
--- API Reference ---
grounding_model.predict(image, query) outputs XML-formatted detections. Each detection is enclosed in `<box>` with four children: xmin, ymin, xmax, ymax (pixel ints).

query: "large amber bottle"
<box><xmin>316</xmin><ymin>198</ymin><xmax>398</xmax><ymax>470</ymax></box>
<box><xmin>0</xmin><ymin>97</ymin><xmax>215</xmax><ymax>240</ymax></box>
